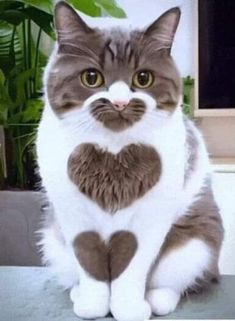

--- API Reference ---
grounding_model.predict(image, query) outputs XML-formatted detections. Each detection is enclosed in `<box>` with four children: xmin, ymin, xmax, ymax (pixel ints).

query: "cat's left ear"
<box><xmin>54</xmin><ymin>1</ymin><xmax>94</xmax><ymax>43</ymax></box>
<box><xmin>144</xmin><ymin>7</ymin><xmax>181</xmax><ymax>52</ymax></box>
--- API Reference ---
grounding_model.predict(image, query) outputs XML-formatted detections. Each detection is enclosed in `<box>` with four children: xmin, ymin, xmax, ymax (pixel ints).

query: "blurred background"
<box><xmin>0</xmin><ymin>0</ymin><xmax>234</xmax><ymax>276</ymax></box>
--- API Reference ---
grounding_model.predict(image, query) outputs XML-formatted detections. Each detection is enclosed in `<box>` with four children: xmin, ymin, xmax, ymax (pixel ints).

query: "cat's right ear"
<box><xmin>54</xmin><ymin>1</ymin><xmax>93</xmax><ymax>43</ymax></box>
<box><xmin>144</xmin><ymin>7</ymin><xmax>181</xmax><ymax>53</ymax></box>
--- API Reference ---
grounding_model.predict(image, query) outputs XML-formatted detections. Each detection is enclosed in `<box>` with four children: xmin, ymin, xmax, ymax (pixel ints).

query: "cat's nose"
<box><xmin>113</xmin><ymin>101</ymin><xmax>128</xmax><ymax>111</ymax></box>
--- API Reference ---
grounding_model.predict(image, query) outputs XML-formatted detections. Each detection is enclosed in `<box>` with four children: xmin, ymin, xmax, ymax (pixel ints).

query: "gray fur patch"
<box><xmin>47</xmin><ymin>2</ymin><xmax>182</xmax><ymax>124</ymax></box>
<box><xmin>67</xmin><ymin>143</ymin><xmax>162</xmax><ymax>213</ymax></box>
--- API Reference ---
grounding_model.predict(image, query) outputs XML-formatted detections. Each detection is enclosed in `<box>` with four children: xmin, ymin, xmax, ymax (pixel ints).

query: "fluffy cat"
<box><xmin>36</xmin><ymin>2</ymin><xmax>224</xmax><ymax>321</ymax></box>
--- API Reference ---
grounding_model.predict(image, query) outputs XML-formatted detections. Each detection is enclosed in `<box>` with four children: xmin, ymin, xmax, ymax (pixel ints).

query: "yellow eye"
<box><xmin>132</xmin><ymin>70</ymin><xmax>154</xmax><ymax>88</ymax></box>
<box><xmin>80</xmin><ymin>69</ymin><xmax>104</xmax><ymax>88</ymax></box>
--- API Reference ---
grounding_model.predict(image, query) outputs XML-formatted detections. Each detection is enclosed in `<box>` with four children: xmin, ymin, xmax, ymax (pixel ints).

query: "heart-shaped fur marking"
<box><xmin>68</xmin><ymin>143</ymin><xmax>161</xmax><ymax>213</ymax></box>
<box><xmin>73</xmin><ymin>231</ymin><xmax>137</xmax><ymax>281</ymax></box>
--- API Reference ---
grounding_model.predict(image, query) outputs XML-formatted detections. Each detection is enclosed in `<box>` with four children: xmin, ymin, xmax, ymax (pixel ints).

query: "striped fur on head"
<box><xmin>47</xmin><ymin>1</ymin><xmax>182</xmax><ymax>124</ymax></box>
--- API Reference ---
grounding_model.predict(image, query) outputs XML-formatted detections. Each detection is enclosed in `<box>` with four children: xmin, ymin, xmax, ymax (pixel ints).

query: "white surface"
<box><xmin>213</xmin><ymin>173</ymin><xmax>235</xmax><ymax>275</ymax></box>
<box><xmin>151</xmin><ymin>239</ymin><xmax>212</xmax><ymax>292</ymax></box>
<box><xmin>1</xmin><ymin>267</ymin><xmax>235</xmax><ymax>320</ymax></box>
<box><xmin>79</xmin><ymin>0</ymin><xmax>194</xmax><ymax>77</ymax></box>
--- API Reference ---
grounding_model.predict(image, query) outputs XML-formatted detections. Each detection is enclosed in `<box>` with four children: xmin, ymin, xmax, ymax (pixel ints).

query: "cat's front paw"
<box><xmin>70</xmin><ymin>284</ymin><xmax>110</xmax><ymax>319</ymax></box>
<box><xmin>146</xmin><ymin>287</ymin><xmax>180</xmax><ymax>316</ymax></box>
<box><xmin>110</xmin><ymin>296</ymin><xmax>151</xmax><ymax>321</ymax></box>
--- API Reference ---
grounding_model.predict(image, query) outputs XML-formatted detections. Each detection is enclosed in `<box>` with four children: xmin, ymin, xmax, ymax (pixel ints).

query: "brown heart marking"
<box><xmin>73</xmin><ymin>231</ymin><xmax>137</xmax><ymax>281</ymax></box>
<box><xmin>68</xmin><ymin>143</ymin><xmax>162</xmax><ymax>213</ymax></box>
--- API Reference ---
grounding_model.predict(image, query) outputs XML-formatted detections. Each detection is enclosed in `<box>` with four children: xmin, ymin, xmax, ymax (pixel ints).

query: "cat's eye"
<box><xmin>80</xmin><ymin>69</ymin><xmax>104</xmax><ymax>88</ymax></box>
<box><xmin>132</xmin><ymin>70</ymin><xmax>154</xmax><ymax>89</ymax></box>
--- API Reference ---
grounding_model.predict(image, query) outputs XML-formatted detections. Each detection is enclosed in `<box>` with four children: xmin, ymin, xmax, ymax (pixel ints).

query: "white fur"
<box><xmin>149</xmin><ymin>239</ymin><xmax>212</xmax><ymax>292</ymax></box>
<box><xmin>146</xmin><ymin>288</ymin><xmax>180</xmax><ymax>316</ymax></box>
<box><xmin>70</xmin><ymin>282</ymin><xmax>110</xmax><ymax>319</ymax></box>
<box><xmin>146</xmin><ymin>239</ymin><xmax>212</xmax><ymax>316</ymax></box>
<box><xmin>37</xmin><ymin>42</ymin><xmax>214</xmax><ymax>321</ymax></box>
<box><xmin>38</xmin><ymin>225</ymin><xmax>79</xmax><ymax>288</ymax></box>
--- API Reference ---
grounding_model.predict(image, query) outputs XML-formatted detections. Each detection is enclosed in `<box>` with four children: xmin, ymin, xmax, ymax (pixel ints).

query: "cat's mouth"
<box><xmin>90</xmin><ymin>98</ymin><xmax>146</xmax><ymax>132</ymax></box>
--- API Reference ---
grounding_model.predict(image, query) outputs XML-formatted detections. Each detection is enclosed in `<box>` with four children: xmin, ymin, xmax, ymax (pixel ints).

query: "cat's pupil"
<box><xmin>138</xmin><ymin>72</ymin><xmax>149</xmax><ymax>86</ymax></box>
<box><xmin>86</xmin><ymin>70</ymin><xmax>98</xmax><ymax>85</ymax></box>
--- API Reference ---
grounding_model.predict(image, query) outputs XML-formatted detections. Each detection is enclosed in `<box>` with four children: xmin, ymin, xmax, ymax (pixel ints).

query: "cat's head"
<box><xmin>46</xmin><ymin>1</ymin><xmax>182</xmax><ymax>132</ymax></box>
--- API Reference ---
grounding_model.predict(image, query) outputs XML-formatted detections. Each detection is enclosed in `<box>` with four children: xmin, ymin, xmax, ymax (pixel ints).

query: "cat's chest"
<box><xmin>67</xmin><ymin>143</ymin><xmax>162</xmax><ymax>213</ymax></box>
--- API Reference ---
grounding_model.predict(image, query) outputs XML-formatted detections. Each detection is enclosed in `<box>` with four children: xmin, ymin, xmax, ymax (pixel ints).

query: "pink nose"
<box><xmin>113</xmin><ymin>101</ymin><xmax>128</xmax><ymax>111</ymax></box>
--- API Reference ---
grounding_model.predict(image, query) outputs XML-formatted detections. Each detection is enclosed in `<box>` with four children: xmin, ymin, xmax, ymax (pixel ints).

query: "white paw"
<box><xmin>110</xmin><ymin>296</ymin><xmax>151</xmax><ymax>321</ymax></box>
<box><xmin>70</xmin><ymin>284</ymin><xmax>110</xmax><ymax>319</ymax></box>
<box><xmin>146</xmin><ymin>287</ymin><xmax>180</xmax><ymax>316</ymax></box>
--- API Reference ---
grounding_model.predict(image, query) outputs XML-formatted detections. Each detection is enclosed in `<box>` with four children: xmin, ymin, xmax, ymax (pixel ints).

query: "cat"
<box><xmin>36</xmin><ymin>2</ymin><xmax>224</xmax><ymax>321</ymax></box>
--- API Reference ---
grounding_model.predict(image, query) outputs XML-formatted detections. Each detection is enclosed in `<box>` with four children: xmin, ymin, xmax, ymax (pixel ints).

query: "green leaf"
<box><xmin>67</xmin><ymin>0</ymin><xmax>126</xmax><ymax>18</ymax></box>
<box><xmin>0</xmin><ymin>97</ymin><xmax>9</xmax><ymax>125</ymax></box>
<box><xmin>67</xmin><ymin>0</ymin><xmax>101</xmax><ymax>17</ymax></box>
<box><xmin>0</xmin><ymin>10</ymin><xmax>27</xmax><ymax>25</ymax></box>
<box><xmin>0</xmin><ymin>69</ymin><xmax>5</xmax><ymax>84</ymax></box>
<box><xmin>8</xmin><ymin>112</ymin><xmax>22</xmax><ymax>124</ymax></box>
<box><xmin>24</xmin><ymin>7</ymin><xmax>55</xmax><ymax>39</ymax></box>
<box><xmin>0</xmin><ymin>1</ymin><xmax>52</xmax><ymax>189</ymax></box>
<box><xmin>95</xmin><ymin>0</ymin><xmax>126</xmax><ymax>18</ymax></box>
<box><xmin>9</xmin><ymin>67</ymin><xmax>36</xmax><ymax>106</ymax></box>
<box><xmin>182</xmin><ymin>76</ymin><xmax>194</xmax><ymax>117</ymax></box>
<box><xmin>0</xmin><ymin>22</ymin><xmax>22</xmax><ymax>74</ymax></box>
<box><xmin>18</xmin><ymin>0</ymin><xmax>53</xmax><ymax>14</ymax></box>
<box><xmin>21</xmin><ymin>98</ymin><xmax>43</xmax><ymax>122</ymax></box>
<box><xmin>0</xmin><ymin>112</ymin><xmax>8</xmax><ymax>125</ymax></box>
<box><xmin>0</xmin><ymin>20</ymin><xmax>12</xmax><ymax>36</ymax></box>
<box><xmin>19</xmin><ymin>131</ymin><xmax>36</xmax><ymax>159</ymax></box>
<box><xmin>0</xmin><ymin>69</ymin><xmax>13</xmax><ymax>125</ymax></box>
<box><xmin>0</xmin><ymin>1</ymin><xmax>23</xmax><ymax>13</ymax></box>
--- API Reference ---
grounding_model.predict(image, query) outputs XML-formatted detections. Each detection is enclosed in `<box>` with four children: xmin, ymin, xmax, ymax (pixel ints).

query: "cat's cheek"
<box><xmin>131</xmin><ymin>91</ymin><xmax>157</xmax><ymax>112</ymax></box>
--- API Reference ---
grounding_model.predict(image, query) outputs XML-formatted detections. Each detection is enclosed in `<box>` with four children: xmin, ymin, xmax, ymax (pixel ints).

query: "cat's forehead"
<box><xmin>106</xmin><ymin>29</ymin><xmax>131</xmax><ymax>57</ymax></box>
<box><xmin>105</xmin><ymin>27</ymin><xmax>132</xmax><ymax>45</ymax></box>
<box><xmin>99</xmin><ymin>27</ymin><xmax>141</xmax><ymax>70</ymax></box>
<box><xmin>54</xmin><ymin>3</ymin><xmax>181</xmax><ymax>72</ymax></box>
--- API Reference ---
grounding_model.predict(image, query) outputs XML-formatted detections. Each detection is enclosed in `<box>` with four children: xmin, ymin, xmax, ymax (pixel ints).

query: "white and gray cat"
<box><xmin>36</xmin><ymin>2</ymin><xmax>224</xmax><ymax>321</ymax></box>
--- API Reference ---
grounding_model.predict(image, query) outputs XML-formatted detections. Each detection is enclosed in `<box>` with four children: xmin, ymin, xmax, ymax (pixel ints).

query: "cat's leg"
<box><xmin>39</xmin><ymin>223</ymin><xmax>79</xmax><ymax>288</ymax></box>
<box><xmin>40</xmin><ymin>221</ymin><xmax>110</xmax><ymax>318</ymax></box>
<box><xmin>70</xmin><ymin>277</ymin><xmax>110</xmax><ymax>319</ymax></box>
<box><xmin>146</xmin><ymin>186</ymin><xmax>223</xmax><ymax>316</ymax></box>
<box><xmin>70</xmin><ymin>231</ymin><xmax>110</xmax><ymax>319</ymax></box>
<box><xmin>109</xmin><ymin>208</ymin><xmax>175</xmax><ymax>321</ymax></box>
<box><xmin>146</xmin><ymin>238</ymin><xmax>213</xmax><ymax>316</ymax></box>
